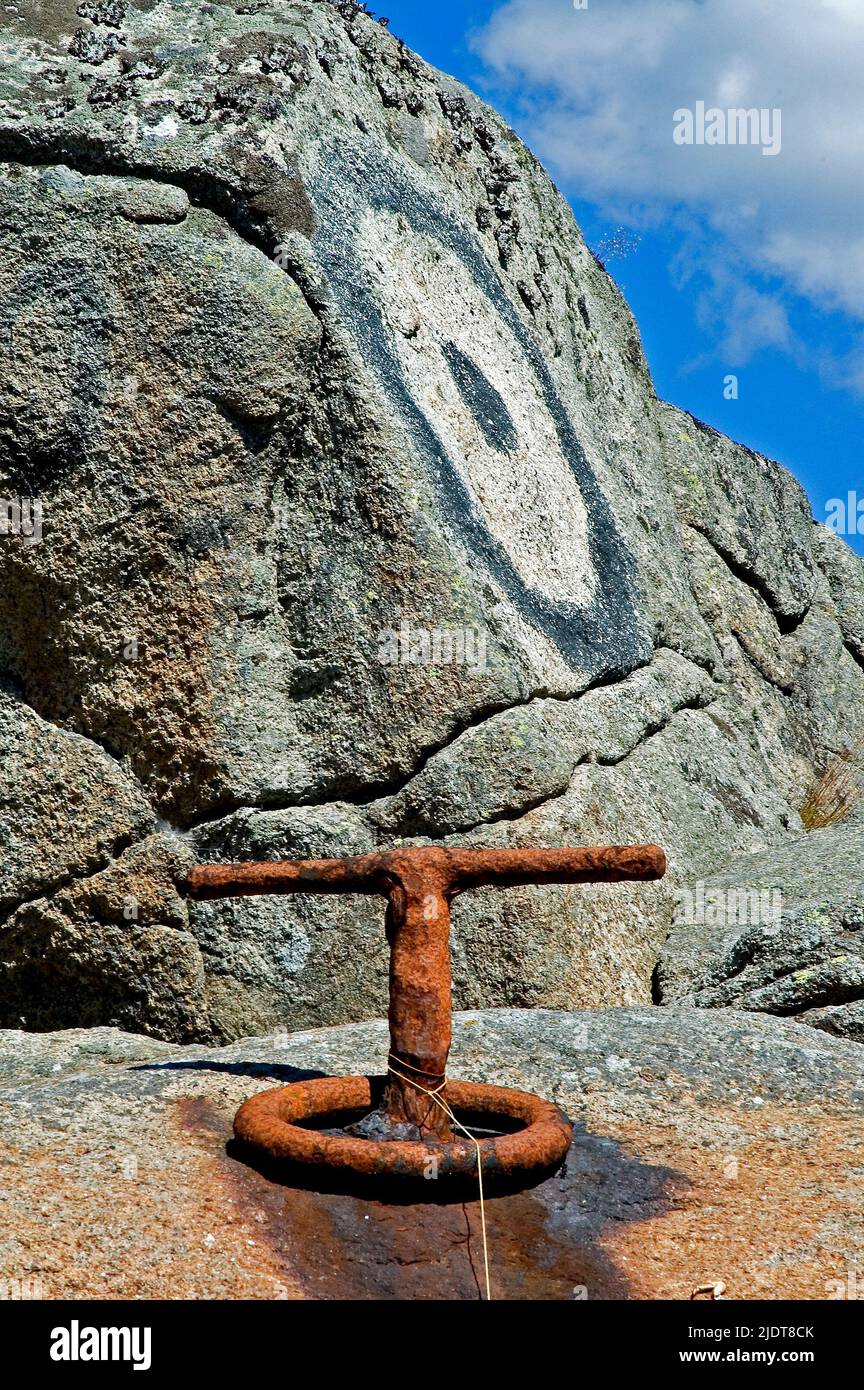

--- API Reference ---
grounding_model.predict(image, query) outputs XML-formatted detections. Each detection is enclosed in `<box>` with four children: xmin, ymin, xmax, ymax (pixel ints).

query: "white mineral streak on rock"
<box><xmin>360</xmin><ymin>205</ymin><xmax>596</xmax><ymax>605</ymax></box>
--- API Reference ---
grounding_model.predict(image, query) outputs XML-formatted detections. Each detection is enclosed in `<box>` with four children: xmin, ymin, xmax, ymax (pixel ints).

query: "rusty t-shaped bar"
<box><xmin>188</xmin><ymin>845</ymin><xmax>665</xmax><ymax>1139</ymax></box>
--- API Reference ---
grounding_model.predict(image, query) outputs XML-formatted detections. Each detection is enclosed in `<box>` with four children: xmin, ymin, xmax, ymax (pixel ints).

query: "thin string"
<box><xmin>388</xmin><ymin>1054</ymin><xmax>492</xmax><ymax>1301</ymax></box>
<box><xmin>386</xmin><ymin>1053</ymin><xmax>446</xmax><ymax>1080</ymax></box>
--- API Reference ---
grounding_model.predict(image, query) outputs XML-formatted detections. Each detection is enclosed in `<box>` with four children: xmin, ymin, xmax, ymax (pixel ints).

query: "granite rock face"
<box><xmin>658</xmin><ymin>819</ymin><xmax>864</xmax><ymax>1041</ymax></box>
<box><xmin>1</xmin><ymin>1009</ymin><xmax>862</xmax><ymax>1300</ymax></box>
<box><xmin>0</xmin><ymin>0</ymin><xmax>862</xmax><ymax>1040</ymax></box>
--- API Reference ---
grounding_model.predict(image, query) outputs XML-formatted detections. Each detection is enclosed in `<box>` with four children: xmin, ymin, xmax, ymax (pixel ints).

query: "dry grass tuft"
<box><xmin>800</xmin><ymin>738</ymin><xmax>864</xmax><ymax>830</ymax></box>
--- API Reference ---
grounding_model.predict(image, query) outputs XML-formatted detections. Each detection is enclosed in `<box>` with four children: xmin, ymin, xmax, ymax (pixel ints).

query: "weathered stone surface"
<box><xmin>0</xmin><ymin>687</ymin><xmax>154</xmax><ymax>915</ymax></box>
<box><xmin>0</xmin><ymin>833</ymin><xmax>208</xmax><ymax>1040</ymax></box>
<box><xmin>0</xmin><ymin>1023</ymin><xmax>178</xmax><ymax>1087</ymax></box>
<box><xmin>0</xmin><ymin>0</ymin><xmax>862</xmax><ymax>1040</ymax></box>
<box><xmin>658</xmin><ymin>821</ymin><xmax>864</xmax><ymax>1040</ymax></box>
<box><xmin>1</xmin><ymin>1009</ymin><xmax>862</xmax><ymax>1300</ymax></box>
<box><xmin>813</xmin><ymin>524</ymin><xmax>864</xmax><ymax>669</ymax></box>
<box><xmin>660</xmin><ymin>405</ymin><xmax>817</xmax><ymax>624</ymax></box>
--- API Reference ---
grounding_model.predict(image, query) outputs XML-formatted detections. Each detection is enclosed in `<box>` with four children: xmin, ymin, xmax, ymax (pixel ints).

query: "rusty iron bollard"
<box><xmin>187</xmin><ymin>844</ymin><xmax>665</xmax><ymax>1191</ymax></box>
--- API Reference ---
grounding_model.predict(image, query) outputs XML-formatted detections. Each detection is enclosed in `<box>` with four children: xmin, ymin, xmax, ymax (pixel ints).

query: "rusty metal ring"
<box><xmin>233</xmin><ymin>1076</ymin><xmax>572</xmax><ymax>1188</ymax></box>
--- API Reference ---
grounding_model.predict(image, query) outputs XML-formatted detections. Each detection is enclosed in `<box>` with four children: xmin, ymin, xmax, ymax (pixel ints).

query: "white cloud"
<box><xmin>474</xmin><ymin>0</ymin><xmax>864</xmax><ymax>364</ymax></box>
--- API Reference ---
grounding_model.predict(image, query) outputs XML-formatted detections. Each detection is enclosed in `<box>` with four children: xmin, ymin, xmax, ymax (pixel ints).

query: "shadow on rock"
<box><xmin>199</xmin><ymin>1100</ymin><xmax>688</xmax><ymax>1299</ymax></box>
<box><xmin>133</xmin><ymin>1060</ymin><xmax>329</xmax><ymax>1083</ymax></box>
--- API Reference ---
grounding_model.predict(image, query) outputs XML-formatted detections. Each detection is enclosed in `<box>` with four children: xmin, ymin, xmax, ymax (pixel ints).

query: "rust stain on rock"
<box><xmin>200</xmin><ymin>1097</ymin><xmax>684</xmax><ymax>1300</ymax></box>
<box><xmin>0</xmin><ymin>1095</ymin><xmax>303</xmax><ymax>1301</ymax></box>
<box><xmin>4</xmin><ymin>1060</ymin><xmax>860</xmax><ymax>1300</ymax></box>
<box><xmin>188</xmin><ymin>1089</ymin><xmax>864</xmax><ymax>1300</ymax></box>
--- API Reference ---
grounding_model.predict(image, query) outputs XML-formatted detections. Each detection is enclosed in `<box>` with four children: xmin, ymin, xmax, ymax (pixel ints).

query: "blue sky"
<box><xmin>378</xmin><ymin>0</ymin><xmax>864</xmax><ymax>553</ymax></box>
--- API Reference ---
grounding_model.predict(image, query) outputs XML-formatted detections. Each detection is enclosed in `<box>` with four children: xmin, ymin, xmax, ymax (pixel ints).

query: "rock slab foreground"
<box><xmin>1</xmin><ymin>1008</ymin><xmax>861</xmax><ymax>1301</ymax></box>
